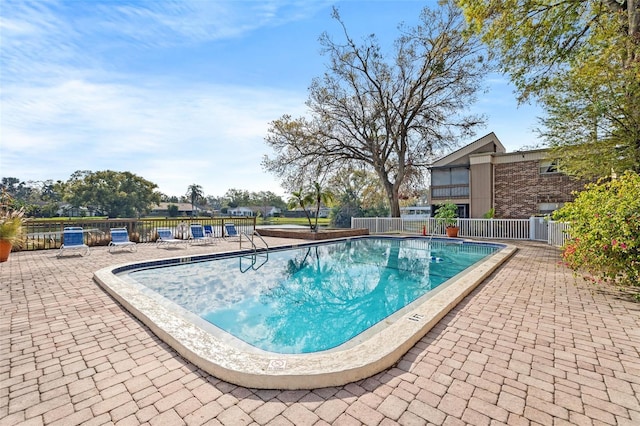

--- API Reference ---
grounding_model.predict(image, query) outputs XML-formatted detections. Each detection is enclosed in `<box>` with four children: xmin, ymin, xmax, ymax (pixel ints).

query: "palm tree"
<box><xmin>310</xmin><ymin>181</ymin><xmax>334</xmax><ymax>232</ymax></box>
<box><xmin>186</xmin><ymin>184</ymin><xmax>204</xmax><ymax>217</ymax></box>
<box><xmin>288</xmin><ymin>188</ymin><xmax>314</xmax><ymax>230</ymax></box>
<box><xmin>288</xmin><ymin>182</ymin><xmax>334</xmax><ymax>232</ymax></box>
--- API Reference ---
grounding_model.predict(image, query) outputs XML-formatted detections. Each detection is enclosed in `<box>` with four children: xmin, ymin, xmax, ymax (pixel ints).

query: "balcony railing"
<box><xmin>430</xmin><ymin>184</ymin><xmax>469</xmax><ymax>199</ymax></box>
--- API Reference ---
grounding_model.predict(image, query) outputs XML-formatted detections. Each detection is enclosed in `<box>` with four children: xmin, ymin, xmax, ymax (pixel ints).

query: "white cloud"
<box><xmin>2</xmin><ymin>73</ymin><xmax>306</xmax><ymax>195</ymax></box>
<box><xmin>1</xmin><ymin>0</ymin><xmax>544</xmax><ymax>198</ymax></box>
<box><xmin>0</xmin><ymin>0</ymin><xmax>324</xmax><ymax>196</ymax></box>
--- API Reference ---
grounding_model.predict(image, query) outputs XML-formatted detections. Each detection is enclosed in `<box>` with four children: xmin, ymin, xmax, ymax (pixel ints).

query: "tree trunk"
<box><xmin>388</xmin><ymin>193</ymin><xmax>401</xmax><ymax>217</ymax></box>
<box><xmin>381</xmin><ymin>179</ymin><xmax>401</xmax><ymax>217</ymax></box>
<box><xmin>377</xmin><ymin>171</ymin><xmax>402</xmax><ymax>217</ymax></box>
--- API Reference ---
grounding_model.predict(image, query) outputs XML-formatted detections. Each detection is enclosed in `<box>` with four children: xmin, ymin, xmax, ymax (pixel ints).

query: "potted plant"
<box><xmin>0</xmin><ymin>189</ymin><xmax>26</xmax><ymax>262</ymax></box>
<box><xmin>434</xmin><ymin>202</ymin><xmax>459</xmax><ymax>237</ymax></box>
<box><xmin>0</xmin><ymin>207</ymin><xmax>25</xmax><ymax>262</ymax></box>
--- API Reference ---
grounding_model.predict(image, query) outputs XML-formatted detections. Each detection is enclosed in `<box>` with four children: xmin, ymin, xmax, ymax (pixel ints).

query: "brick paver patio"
<box><xmin>1</xmin><ymin>239</ymin><xmax>639</xmax><ymax>425</ymax></box>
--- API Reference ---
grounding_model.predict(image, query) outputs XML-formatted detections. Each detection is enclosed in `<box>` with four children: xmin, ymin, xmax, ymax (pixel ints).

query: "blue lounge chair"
<box><xmin>203</xmin><ymin>224</ymin><xmax>215</xmax><ymax>238</ymax></box>
<box><xmin>224</xmin><ymin>223</ymin><xmax>240</xmax><ymax>241</ymax></box>
<box><xmin>108</xmin><ymin>228</ymin><xmax>137</xmax><ymax>253</ymax></box>
<box><xmin>57</xmin><ymin>227</ymin><xmax>90</xmax><ymax>257</ymax></box>
<box><xmin>190</xmin><ymin>224</ymin><xmax>215</xmax><ymax>245</ymax></box>
<box><xmin>156</xmin><ymin>228</ymin><xmax>188</xmax><ymax>249</ymax></box>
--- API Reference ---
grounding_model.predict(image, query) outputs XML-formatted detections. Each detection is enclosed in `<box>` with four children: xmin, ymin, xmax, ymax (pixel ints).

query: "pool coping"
<box><xmin>93</xmin><ymin>236</ymin><xmax>517</xmax><ymax>390</ymax></box>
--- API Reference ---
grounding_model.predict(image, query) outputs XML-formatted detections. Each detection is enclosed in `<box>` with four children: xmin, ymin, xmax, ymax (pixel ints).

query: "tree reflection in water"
<box><xmin>202</xmin><ymin>239</ymin><xmax>495</xmax><ymax>353</ymax></box>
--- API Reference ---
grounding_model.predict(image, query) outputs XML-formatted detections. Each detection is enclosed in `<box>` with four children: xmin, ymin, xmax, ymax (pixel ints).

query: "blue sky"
<box><xmin>0</xmin><ymin>0</ymin><xmax>542</xmax><ymax>198</ymax></box>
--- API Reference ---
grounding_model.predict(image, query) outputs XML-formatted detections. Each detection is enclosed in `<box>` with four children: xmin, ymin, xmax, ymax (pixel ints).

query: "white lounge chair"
<box><xmin>57</xmin><ymin>227</ymin><xmax>90</xmax><ymax>257</ymax></box>
<box><xmin>108</xmin><ymin>228</ymin><xmax>137</xmax><ymax>253</ymax></box>
<box><xmin>156</xmin><ymin>228</ymin><xmax>188</xmax><ymax>249</ymax></box>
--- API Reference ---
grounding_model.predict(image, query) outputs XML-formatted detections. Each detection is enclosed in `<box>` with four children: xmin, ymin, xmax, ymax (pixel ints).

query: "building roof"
<box><xmin>153</xmin><ymin>202</ymin><xmax>197</xmax><ymax>211</ymax></box>
<box><xmin>431</xmin><ymin>132</ymin><xmax>505</xmax><ymax>168</ymax></box>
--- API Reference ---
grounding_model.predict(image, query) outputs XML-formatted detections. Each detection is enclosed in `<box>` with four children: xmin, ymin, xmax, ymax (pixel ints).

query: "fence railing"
<box><xmin>20</xmin><ymin>217</ymin><xmax>256</xmax><ymax>251</ymax></box>
<box><xmin>18</xmin><ymin>216</ymin><xmax>572</xmax><ymax>251</ymax></box>
<box><xmin>548</xmin><ymin>221</ymin><xmax>571</xmax><ymax>247</ymax></box>
<box><xmin>351</xmin><ymin>217</ymin><xmax>570</xmax><ymax>247</ymax></box>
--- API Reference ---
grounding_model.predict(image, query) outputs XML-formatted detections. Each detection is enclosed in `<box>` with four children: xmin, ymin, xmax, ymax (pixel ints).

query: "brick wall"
<box><xmin>494</xmin><ymin>160</ymin><xmax>587</xmax><ymax>218</ymax></box>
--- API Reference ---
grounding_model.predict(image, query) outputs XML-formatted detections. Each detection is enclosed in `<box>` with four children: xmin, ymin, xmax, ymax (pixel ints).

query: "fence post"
<box><xmin>529</xmin><ymin>216</ymin><xmax>535</xmax><ymax>241</ymax></box>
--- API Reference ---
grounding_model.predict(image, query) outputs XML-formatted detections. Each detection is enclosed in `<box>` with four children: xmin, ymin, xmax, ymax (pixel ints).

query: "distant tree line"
<box><xmin>1</xmin><ymin>171</ymin><xmax>161</xmax><ymax>218</ymax></box>
<box><xmin>1</xmin><ymin>166</ymin><xmax>428</xmax><ymax>224</ymax></box>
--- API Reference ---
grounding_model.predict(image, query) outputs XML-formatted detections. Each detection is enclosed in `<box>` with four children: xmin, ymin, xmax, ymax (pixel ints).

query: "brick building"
<box><xmin>429</xmin><ymin>132</ymin><xmax>587</xmax><ymax>218</ymax></box>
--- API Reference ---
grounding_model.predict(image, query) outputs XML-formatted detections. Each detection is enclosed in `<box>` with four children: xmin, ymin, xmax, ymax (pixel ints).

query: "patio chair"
<box><xmin>190</xmin><ymin>224</ymin><xmax>215</xmax><ymax>245</ymax></box>
<box><xmin>108</xmin><ymin>228</ymin><xmax>137</xmax><ymax>253</ymax></box>
<box><xmin>203</xmin><ymin>224</ymin><xmax>216</xmax><ymax>238</ymax></box>
<box><xmin>156</xmin><ymin>227</ymin><xmax>188</xmax><ymax>249</ymax></box>
<box><xmin>57</xmin><ymin>227</ymin><xmax>90</xmax><ymax>257</ymax></box>
<box><xmin>224</xmin><ymin>223</ymin><xmax>241</xmax><ymax>241</ymax></box>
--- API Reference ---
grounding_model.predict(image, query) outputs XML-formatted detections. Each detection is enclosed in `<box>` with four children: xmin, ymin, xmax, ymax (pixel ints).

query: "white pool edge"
<box><xmin>93</xmin><ymin>240</ymin><xmax>517</xmax><ymax>390</ymax></box>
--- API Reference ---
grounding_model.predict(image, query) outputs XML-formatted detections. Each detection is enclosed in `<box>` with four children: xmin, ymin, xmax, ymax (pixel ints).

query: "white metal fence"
<box><xmin>351</xmin><ymin>217</ymin><xmax>571</xmax><ymax>247</ymax></box>
<box><xmin>548</xmin><ymin>221</ymin><xmax>571</xmax><ymax>247</ymax></box>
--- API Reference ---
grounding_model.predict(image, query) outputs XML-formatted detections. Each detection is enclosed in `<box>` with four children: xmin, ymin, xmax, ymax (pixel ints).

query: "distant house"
<box><xmin>150</xmin><ymin>202</ymin><xmax>210</xmax><ymax>217</ymax></box>
<box><xmin>57</xmin><ymin>204</ymin><xmax>99</xmax><ymax>217</ymax></box>
<box><xmin>283</xmin><ymin>206</ymin><xmax>330</xmax><ymax>218</ymax></box>
<box><xmin>429</xmin><ymin>132</ymin><xmax>587</xmax><ymax>219</ymax></box>
<box><xmin>228</xmin><ymin>207</ymin><xmax>255</xmax><ymax>217</ymax></box>
<box><xmin>400</xmin><ymin>206</ymin><xmax>431</xmax><ymax>219</ymax></box>
<box><xmin>227</xmin><ymin>206</ymin><xmax>282</xmax><ymax>218</ymax></box>
<box><xmin>317</xmin><ymin>206</ymin><xmax>331</xmax><ymax>218</ymax></box>
<box><xmin>251</xmin><ymin>206</ymin><xmax>282</xmax><ymax>217</ymax></box>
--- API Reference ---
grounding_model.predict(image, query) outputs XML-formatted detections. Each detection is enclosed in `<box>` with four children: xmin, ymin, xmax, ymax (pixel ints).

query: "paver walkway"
<box><xmin>1</xmin><ymin>239</ymin><xmax>639</xmax><ymax>425</ymax></box>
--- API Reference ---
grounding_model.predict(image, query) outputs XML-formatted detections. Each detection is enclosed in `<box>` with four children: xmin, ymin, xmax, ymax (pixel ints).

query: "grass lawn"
<box><xmin>29</xmin><ymin>216</ymin><xmax>109</xmax><ymax>222</ymax></box>
<box><xmin>258</xmin><ymin>216</ymin><xmax>331</xmax><ymax>226</ymax></box>
<box><xmin>28</xmin><ymin>216</ymin><xmax>332</xmax><ymax>227</ymax></box>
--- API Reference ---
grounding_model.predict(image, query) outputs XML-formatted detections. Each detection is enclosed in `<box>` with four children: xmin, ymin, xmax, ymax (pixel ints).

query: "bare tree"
<box><xmin>263</xmin><ymin>1</ymin><xmax>486</xmax><ymax>216</ymax></box>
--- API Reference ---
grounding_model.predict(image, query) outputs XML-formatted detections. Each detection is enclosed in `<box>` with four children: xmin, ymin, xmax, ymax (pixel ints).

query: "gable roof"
<box><xmin>431</xmin><ymin>132</ymin><xmax>506</xmax><ymax>168</ymax></box>
<box><xmin>153</xmin><ymin>202</ymin><xmax>197</xmax><ymax>211</ymax></box>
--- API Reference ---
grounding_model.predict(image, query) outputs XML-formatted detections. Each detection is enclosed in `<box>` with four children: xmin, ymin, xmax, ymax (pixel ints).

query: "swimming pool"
<box><xmin>123</xmin><ymin>238</ymin><xmax>496</xmax><ymax>354</ymax></box>
<box><xmin>94</xmin><ymin>236</ymin><xmax>516</xmax><ymax>389</ymax></box>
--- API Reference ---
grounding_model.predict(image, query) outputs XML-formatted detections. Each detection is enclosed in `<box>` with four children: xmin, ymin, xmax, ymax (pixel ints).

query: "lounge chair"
<box><xmin>190</xmin><ymin>224</ymin><xmax>215</xmax><ymax>245</ymax></box>
<box><xmin>203</xmin><ymin>224</ymin><xmax>215</xmax><ymax>238</ymax></box>
<box><xmin>224</xmin><ymin>223</ymin><xmax>241</xmax><ymax>241</ymax></box>
<box><xmin>156</xmin><ymin>228</ymin><xmax>188</xmax><ymax>248</ymax></box>
<box><xmin>108</xmin><ymin>228</ymin><xmax>137</xmax><ymax>253</ymax></box>
<box><xmin>57</xmin><ymin>227</ymin><xmax>90</xmax><ymax>257</ymax></box>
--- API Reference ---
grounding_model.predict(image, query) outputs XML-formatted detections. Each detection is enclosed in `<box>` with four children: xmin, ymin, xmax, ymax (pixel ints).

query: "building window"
<box><xmin>538</xmin><ymin>202</ymin><xmax>563</xmax><ymax>215</ymax></box>
<box><xmin>432</xmin><ymin>168</ymin><xmax>469</xmax><ymax>185</ymax></box>
<box><xmin>539</xmin><ymin>160</ymin><xmax>560</xmax><ymax>174</ymax></box>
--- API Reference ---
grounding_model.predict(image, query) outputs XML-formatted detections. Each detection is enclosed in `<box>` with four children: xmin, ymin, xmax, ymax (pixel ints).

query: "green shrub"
<box><xmin>553</xmin><ymin>171</ymin><xmax>640</xmax><ymax>290</ymax></box>
<box><xmin>433</xmin><ymin>202</ymin><xmax>458</xmax><ymax>227</ymax></box>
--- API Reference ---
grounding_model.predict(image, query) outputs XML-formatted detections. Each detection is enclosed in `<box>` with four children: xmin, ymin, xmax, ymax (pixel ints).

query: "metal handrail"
<box><xmin>240</xmin><ymin>230</ymin><xmax>269</xmax><ymax>253</ymax></box>
<box><xmin>252</xmin><ymin>230</ymin><xmax>269</xmax><ymax>251</ymax></box>
<box><xmin>239</xmin><ymin>253</ymin><xmax>269</xmax><ymax>272</ymax></box>
<box><xmin>238</xmin><ymin>230</ymin><xmax>269</xmax><ymax>272</ymax></box>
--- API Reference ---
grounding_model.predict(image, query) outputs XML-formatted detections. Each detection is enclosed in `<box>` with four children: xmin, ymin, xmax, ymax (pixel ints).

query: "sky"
<box><xmin>0</xmin><ymin>0</ymin><xmax>543</xmax><ymax>198</ymax></box>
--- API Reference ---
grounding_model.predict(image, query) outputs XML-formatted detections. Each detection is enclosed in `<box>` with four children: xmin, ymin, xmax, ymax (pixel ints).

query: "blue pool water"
<box><xmin>122</xmin><ymin>237</ymin><xmax>498</xmax><ymax>354</ymax></box>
